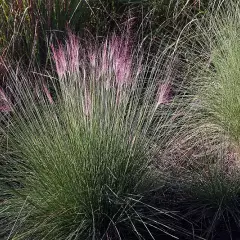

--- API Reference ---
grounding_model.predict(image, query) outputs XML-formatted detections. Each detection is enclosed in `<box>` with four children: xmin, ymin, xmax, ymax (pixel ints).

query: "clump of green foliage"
<box><xmin>0</xmin><ymin>29</ymin><xmax>185</xmax><ymax>239</ymax></box>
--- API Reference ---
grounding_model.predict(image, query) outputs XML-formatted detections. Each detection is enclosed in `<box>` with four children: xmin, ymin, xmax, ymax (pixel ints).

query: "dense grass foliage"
<box><xmin>0</xmin><ymin>30</ymin><xmax>186</xmax><ymax>239</ymax></box>
<box><xmin>2</xmin><ymin>0</ymin><xmax>240</xmax><ymax>239</ymax></box>
<box><xmin>165</xmin><ymin>1</ymin><xmax>240</xmax><ymax>238</ymax></box>
<box><xmin>179</xmin><ymin>1</ymin><xmax>240</xmax><ymax>163</ymax></box>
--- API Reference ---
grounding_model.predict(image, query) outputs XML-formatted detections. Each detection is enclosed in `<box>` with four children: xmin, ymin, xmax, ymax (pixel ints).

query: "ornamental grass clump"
<box><xmin>0</xmin><ymin>29</ymin><xmax>183</xmax><ymax>239</ymax></box>
<box><xmin>189</xmin><ymin>1</ymin><xmax>240</xmax><ymax>161</ymax></box>
<box><xmin>167</xmin><ymin>1</ymin><xmax>240</xmax><ymax>238</ymax></box>
<box><xmin>170</xmin><ymin>1</ymin><xmax>240</xmax><ymax>170</ymax></box>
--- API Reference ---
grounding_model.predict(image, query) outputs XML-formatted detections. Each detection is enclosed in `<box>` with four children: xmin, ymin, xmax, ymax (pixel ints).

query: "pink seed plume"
<box><xmin>156</xmin><ymin>82</ymin><xmax>172</xmax><ymax>107</ymax></box>
<box><xmin>51</xmin><ymin>43</ymin><xmax>67</xmax><ymax>78</ymax></box>
<box><xmin>0</xmin><ymin>87</ymin><xmax>12</xmax><ymax>112</ymax></box>
<box><xmin>52</xmin><ymin>28</ymin><xmax>136</xmax><ymax>108</ymax></box>
<box><xmin>66</xmin><ymin>31</ymin><xmax>79</xmax><ymax>73</ymax></box>
<box><xmin>43</xmin><ymin>83</ymin><xmax>53</xmax><ymax>104</ymax></box>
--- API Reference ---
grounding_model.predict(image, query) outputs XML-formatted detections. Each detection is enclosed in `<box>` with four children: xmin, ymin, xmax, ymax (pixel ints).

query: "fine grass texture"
<box><xmin>184</xmin><ymin>0</ymin><xmax>240</xmax><ymax>163</ymax></box>
<box><xmin>166</xmin><ymin>1</ymin><xmax>240</xmax><ymax>238</ymax></box>
<box><xmin>0</xmin><ymin>0</ymin><xmax>209</xmax><ymax>67</ymax></box>
<box><xmin>3</xmin><ymin>1</ymin><xmax>240</xmax><ymax>239</ymax></box>
<box><xmin>0</xmin><ymin>0</ymin><xmax>124</xmax><ymax>66</ymax></box>
<box><xmin>0</xmin><ymin>29</ymin><xmax>185</xmax><ymax>239</ymax></box>
<box><xmin>177</xmin><ymin>149</ymin><xmax>240</xmax><ymax>239</ymax></box>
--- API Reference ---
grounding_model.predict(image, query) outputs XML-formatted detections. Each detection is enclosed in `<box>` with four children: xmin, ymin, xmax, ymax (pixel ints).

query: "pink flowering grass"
<box><xmin>0</xmin><ymin>87</ymin><xmax>12</xmax><ymax>112</ymax></box>
<box><xmin>52</xmin><ymin>30</ymin><xmax>135</xmax><ymax>87</ymax></box>
<box><xmin>51</xmin><ymin>30</ymin><xmax>141</xmax><ymax>120</ymax></box>
<box><xmin>156</xmin><ymin>82</ymin><xmax>172</xmax><ymax>106</ymax></box>
<box><xmin>51</xmin><ymin>29</ymin><xmax>176</xmax><ymax>116</ymax></box>
<box><xmin>0</xmin><ymin>28</ymin><xmax>187</xmax><ymax>240</ymax></box>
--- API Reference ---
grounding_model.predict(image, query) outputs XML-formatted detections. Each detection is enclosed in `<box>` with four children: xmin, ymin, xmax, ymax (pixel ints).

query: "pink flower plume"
<box><xmin>43</xmin><ymin>82</ymin><xmax>53</xmax><ymax>104</ymax></box>
<box><xmin>156</xmin><ymin>82</ymin><xmax>172</xmax><ymax>107</ymax></box>
<box><xmin>0</xmin><ymin>87</ymin><xmax>12</xmax><ymax>112</ymax></box>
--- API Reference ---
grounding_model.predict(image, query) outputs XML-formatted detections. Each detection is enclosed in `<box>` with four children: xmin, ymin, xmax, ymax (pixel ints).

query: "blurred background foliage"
<box><xmin>0</xmin><ymin>0</ymin><xmax>210</xmax><ymax>67</ymax></box>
